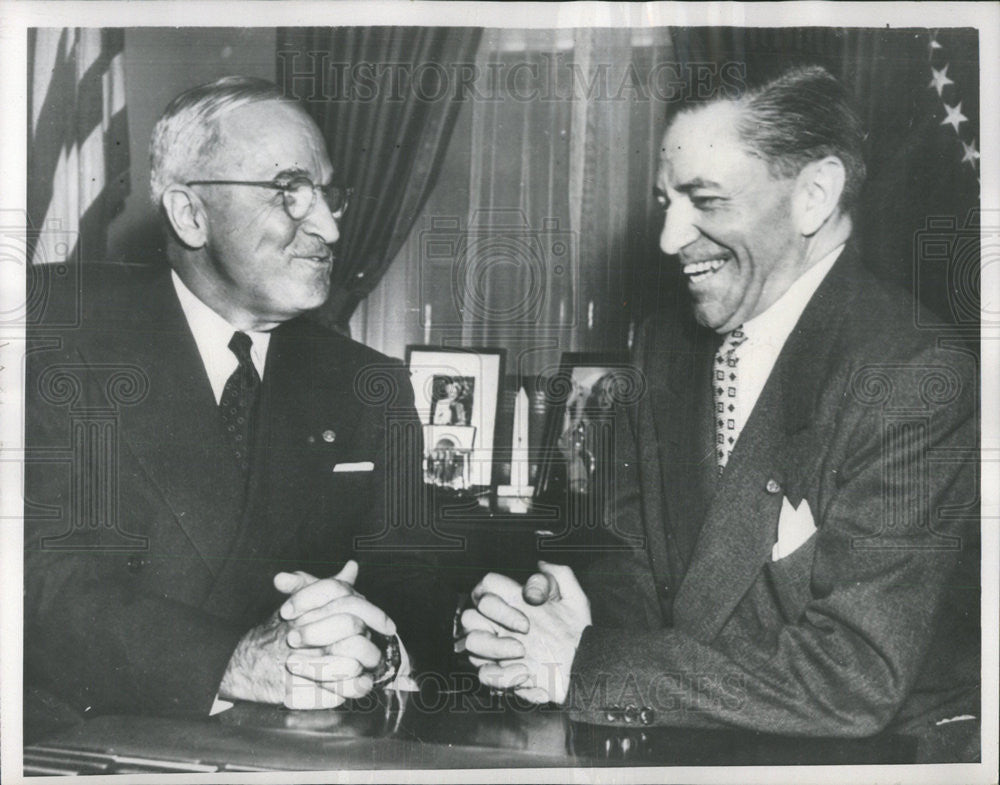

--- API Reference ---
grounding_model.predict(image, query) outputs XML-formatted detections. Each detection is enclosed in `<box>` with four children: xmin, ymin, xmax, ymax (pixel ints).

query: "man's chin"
<box><xmin>692</xmin><ymin>301</ymin><xmax>747</xmax><ymax>334</ymax></box>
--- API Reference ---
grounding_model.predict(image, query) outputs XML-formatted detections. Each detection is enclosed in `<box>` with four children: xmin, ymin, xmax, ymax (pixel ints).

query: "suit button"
<box><xmin>322</xmin><ymin>429</ymin><xmax>337</xmax><ymax>443</ymax></box>
<box><xmin>623</xmin><ymin>704</ymin><xmax>639</xmax><ymax>723</ymax></box>
<box><xmin>604</xmin><ymin>706</ymin><xmax>623</xmax><ymax>722</ymax></box>
<box><xmin>126</xmin><ymin>555</ymin><xmax>145</xmax><ymax>573</ymax></box>
<box><xmin>765</xmin><ymin>478</ymin><xmax>782</xmax><ymax>494</ymax></box>
<box><xmin>639</xmin><ymin>706</ymin><xmax>656</xmax><ymax>725</ymax></box>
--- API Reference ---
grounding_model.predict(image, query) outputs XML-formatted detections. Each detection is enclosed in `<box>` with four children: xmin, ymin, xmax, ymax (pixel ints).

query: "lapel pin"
<box><xmin>322</xmin><ymin>429</ymin><xmax>337</xmax><ymax>443</ymax></box>
<box><xmin>765</xmin><ymin>478</ymin><xmax>782</xmax><ymax>494</ymax></box>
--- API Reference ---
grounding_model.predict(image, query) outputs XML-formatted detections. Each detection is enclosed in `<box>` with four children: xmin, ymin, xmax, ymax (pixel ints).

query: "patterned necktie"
<box><xmin>219</xmin><ymin>331</ymin><xmax>260</xmax><ymax>475</ymax></box>
<box><xmin>714</xmin><ymin>326</ymin><xmax>748</xmax><ymax>474</ymax></box>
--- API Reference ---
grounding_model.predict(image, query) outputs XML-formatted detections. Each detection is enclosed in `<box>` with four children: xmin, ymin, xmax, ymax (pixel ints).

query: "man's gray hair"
<box><xmin>149</xmin><ymin>76</ymin><xmax>288</xmax><ymax>208</ymax></box>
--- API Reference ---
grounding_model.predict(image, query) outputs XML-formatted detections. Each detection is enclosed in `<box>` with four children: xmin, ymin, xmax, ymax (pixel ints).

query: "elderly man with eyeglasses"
<box><xmin>24</xmin><ymin>76</ymin><xmax>453</xmax><ymax>723</ymax></box>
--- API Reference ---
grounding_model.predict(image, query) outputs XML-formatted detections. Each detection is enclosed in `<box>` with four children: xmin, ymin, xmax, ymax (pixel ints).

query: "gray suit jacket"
<box><xmin>567</xmin><ymin>246</ymin><xmax>980</xmax><ymax>759</ymax></box>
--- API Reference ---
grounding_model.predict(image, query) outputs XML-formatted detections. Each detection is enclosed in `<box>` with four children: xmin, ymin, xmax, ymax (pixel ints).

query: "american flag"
<box><xmin>27</xmin><ymin>28</ymin><xmax>129</xmax><ymax>266</ymax></box>
<box><xmin>925</xmin><ymin>30</ymin><xmax>980</xmax><ymax>185</ymax></box>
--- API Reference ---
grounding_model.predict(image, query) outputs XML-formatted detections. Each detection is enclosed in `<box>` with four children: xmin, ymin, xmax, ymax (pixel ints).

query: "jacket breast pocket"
<box><xmin>324</xmin><ymin>455</ymin><xmax>380</xmax><ymax>506</ymax></box>
<box><xmin>764</xmin><ymin>531</ymin><xmax>819</xmax><ymax>623</ymax></box>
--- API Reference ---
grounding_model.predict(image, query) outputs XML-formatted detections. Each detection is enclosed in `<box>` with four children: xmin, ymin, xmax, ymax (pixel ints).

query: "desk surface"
<box><xmin>25</xmin><ymin>684</ymin><xmax>917</xmax><ymax>774</ymax></box>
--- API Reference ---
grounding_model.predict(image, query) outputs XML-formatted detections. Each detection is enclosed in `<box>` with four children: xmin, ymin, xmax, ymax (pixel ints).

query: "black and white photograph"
<box><xmin>430</xmin><ymin>374</ymin><xmax>475</xmax><ymax>426</ymax></box>
<box><xmin>535</xmin><ymin>353</ymin><xmax>632</xmax><ymax>498</ymax></box>
<box><xmin>406</xmin><ymin>345</ymin><xmax>504</xmax><ymax>489</ymax></box>
<box><xmin>0</xmin><ymin>2</ymin><xmax>997</xmax><ymax>784</ymax></box>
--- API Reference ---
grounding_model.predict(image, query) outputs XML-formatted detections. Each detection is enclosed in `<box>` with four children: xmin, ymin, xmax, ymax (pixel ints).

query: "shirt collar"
<box><xmin>742</xmin><ymin>244</ymin><xmax>844</xmax><ymax>346</ymax></box>
<box><xmin>171</xmin><ymin>269</ymin><xmax>271</xmax><ymax>384</ymax></box>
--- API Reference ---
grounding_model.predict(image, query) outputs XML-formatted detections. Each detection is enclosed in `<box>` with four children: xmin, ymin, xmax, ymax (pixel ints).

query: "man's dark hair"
<box><xmin>690</xmin><ymin>65</ymin><xmax>868</xmax><ymax>212</ymax></box>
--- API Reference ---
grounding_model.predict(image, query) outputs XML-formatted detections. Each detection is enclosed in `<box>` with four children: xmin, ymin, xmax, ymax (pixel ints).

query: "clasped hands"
<box><xmin>456</xmin><ymin>561</ymin><xmax>592</xmax><ymax>705</ymax></box>
<box><xmin>220</xmin><ymin>559</ymin><xmax>396</xmax><ymax>709</ymax></box>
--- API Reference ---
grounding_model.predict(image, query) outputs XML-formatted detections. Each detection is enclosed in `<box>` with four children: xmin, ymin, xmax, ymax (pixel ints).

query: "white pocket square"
<box><xmin>333</xmin><ymin>461</ymin><xmax>374</xmax><ymax>473</ymax></box>
<box><xmin>771</xmin><ymin>497</ymin><xmax>817</xmax><ymax>561</ymax></box>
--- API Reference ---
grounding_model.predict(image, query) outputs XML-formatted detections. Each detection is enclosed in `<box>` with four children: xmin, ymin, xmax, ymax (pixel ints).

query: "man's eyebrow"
<box><xmin>273</xmin><ymin>167</ymin><xmax>336</xmax><ymax>187</ymax></box>
<box><xmin>674</xmin><ymin>177</ymin><xmax>722</xmax><ymax>192</ymax></box>
<box><xmin>272</xmin><ymin>167</ymin><xmax>310</xmax><ymax>181</ymax></box>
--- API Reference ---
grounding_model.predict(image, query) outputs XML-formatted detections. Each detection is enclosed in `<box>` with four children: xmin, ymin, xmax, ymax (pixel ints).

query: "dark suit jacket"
<box><xmin>24</xmin><ymin>263</ymin><xmax>454</xmax><ymax>718</ymax></box>
<box><xmin>567</xmin><ymin>246</ymin><xmax>980</xmax><ymax>759</ymax></box>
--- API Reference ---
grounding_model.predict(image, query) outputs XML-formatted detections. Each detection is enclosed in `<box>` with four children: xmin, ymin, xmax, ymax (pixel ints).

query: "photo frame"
<box><xmin>406</xmin><ymin>346</ymin><xmax>506</xmax><ymax>490</ymax></box>
<box><xmin>534</xmin><ymin>352</ymin><xmax>636</xmax><ymax>500</ymax></box>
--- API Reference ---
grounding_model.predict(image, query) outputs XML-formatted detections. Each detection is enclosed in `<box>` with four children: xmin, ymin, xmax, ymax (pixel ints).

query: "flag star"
<box><xmin>940</xmin><ymin>101</ymin><xmax>968</xmax><ymax>134</ymax></box>
<box><xmin>961</xmin><ymin>138</ymin><xmax>980</xmax><ymax>168</ymax></box>
<box><xmin>928</xmin><ymin>64</ymin><xmax>954</xmax><ymax>97</ymax></box>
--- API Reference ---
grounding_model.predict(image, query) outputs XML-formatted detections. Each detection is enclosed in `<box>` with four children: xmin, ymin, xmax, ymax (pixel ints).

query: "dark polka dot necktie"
<box><xmin>219</xmin><ymin>331</ymin><xmax>260</xmax><ymax>476</ymax></box>
<box><xmin>714</xmin><ymin>326</ymin><xmax>748</xmax><ymax>474</ymax></box>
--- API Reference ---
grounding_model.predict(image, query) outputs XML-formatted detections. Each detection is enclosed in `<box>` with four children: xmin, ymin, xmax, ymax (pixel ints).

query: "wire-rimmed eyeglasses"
<box><xmin>186</xmin><ymin>176</ymin><xmax>352</xmax><ymax>221</ymax></box>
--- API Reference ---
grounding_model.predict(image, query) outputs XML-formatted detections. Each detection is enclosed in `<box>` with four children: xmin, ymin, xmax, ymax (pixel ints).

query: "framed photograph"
<box><xmin>535</xmin><ymin>352</ymin><xmax>635</xmax><ymax>499</ymax></box>
<box><xmin>422</xmin><ymin>424</ymin><xmax>477</xmax><ymax>489</ymax></box>
<box><xmin>406</xmin><ymin>346</ymin><xmax>506</xmax><ymax>489</ymax></box>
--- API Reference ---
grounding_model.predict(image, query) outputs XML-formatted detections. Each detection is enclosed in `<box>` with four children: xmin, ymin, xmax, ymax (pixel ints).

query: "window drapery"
<box><xmin>277</xmin><ymin>26</ymin><xmax>482</xmax><ymax>331</ymax></box>
<box><xmin>357</xmin><ymin>28</ymin><xmax>675</xmax><ymax>374</ymax></box>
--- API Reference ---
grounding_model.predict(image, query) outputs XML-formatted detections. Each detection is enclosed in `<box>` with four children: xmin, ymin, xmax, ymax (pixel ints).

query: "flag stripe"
<box><xmin>28</xmin><ymin>26</ymin><xmax>130</xmax><ymax>265</ymax></box>
<box><xmin>27</xmin><ymin>30</ymin><xmax>76</xmax><ymax>234</ymax></box>
<box><xmin>79</xmin><ymin>122</ymin><xmax>107</xmax><ymax>212</ymax></box>
<box><xmin>103</xmin><ymin>102</ymin><xmax>131</xmax><ymax>204</ymax></box>
<box><xmin>29</xmin><ymin>28</ymin><xmax>68</xmax><ymax>135</ymax></box>
<box><xmin>76</xmin><ymin>32</ymin><xmax>122</xmax><ymax>143</ymax></box>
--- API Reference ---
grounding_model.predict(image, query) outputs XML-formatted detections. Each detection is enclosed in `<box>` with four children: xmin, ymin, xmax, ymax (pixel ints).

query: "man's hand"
<box><xmin>457</xmin><ymin>562</ymin><xmax>592</xmax><ymax>705</ymax></box>
<box><xmin>219</xmin><ymin>560</ymin><xmax>397</xmax><ymax>709</ymax></box>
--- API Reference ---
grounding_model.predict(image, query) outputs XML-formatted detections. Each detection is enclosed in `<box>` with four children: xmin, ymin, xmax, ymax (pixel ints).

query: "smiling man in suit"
<box><xmin>25</xmin><ymin>76</ymin><xmax>451</xmax><ymax>723</ymax></box>
<box><xmin>459</xmin><ymin>66</ymin><xmax>979</xmax><ymax>761</ymax></box>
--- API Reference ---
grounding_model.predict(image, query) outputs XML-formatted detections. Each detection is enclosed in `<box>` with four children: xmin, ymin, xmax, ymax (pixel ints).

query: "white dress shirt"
<box><xmin>171</xmin><ymin>270</ymin><xmax>271</xmax><ymax>403</ymax></box>
<box><xmin>172</xmin><ymin>271</ymin><xmax>272</xmax><ymax>716</ymax></box>
<box><xmin>733</xmin><ymin>244</ymin><xmax>844</xmax><ymax>436</ymax></box>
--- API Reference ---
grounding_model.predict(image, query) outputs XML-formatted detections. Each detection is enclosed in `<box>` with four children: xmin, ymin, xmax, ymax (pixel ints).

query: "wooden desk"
<box><xmin>25</xmin><ymin>683</ymin><xmax>917</xmax><ymax>774</ymax></box>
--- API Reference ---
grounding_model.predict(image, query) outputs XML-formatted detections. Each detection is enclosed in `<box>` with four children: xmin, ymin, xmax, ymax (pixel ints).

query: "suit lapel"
<box><xmin>658</xmin><ymin>323</ymin><xmax>719</xmax><ymax>575</ymax></box>
<box><xmin>113</xmin><ymin>271</ymin><xmax>245</xmax><ymax>575</ymax></box>
<box><xmin>671</xmin><ymin>247</ymin><xmax>860</xmax><ymax>641</ymax></box>
<box><xmin>208</xmin><ymin>321</ymin><xmax>366</xmax><ymax>597</ymax></box>
<box><xmin>211</xmin><ymin>322</ymin><xmax>329</xmax><ymax>580</ymax></box>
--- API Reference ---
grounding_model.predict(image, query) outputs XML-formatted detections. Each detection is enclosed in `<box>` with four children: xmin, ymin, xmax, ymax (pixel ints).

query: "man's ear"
<box><xmin>161</xmin><ymin>185</ymin><xmax>209</xmax><ymax>249</ymax></box>
<box><xmin>792</xmin><ymin>156</ymin><xmax>846</xmax><ymax>236</ymax></box>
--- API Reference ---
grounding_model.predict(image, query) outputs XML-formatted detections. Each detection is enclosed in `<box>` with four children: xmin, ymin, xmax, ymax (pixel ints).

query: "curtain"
<box><xmin>359</xmin><ymin>28</ymin><xmax>675</xmax><ymax>375</ymax></box>
<box><xmin>568</xmin><ymin>27</ymin><xmax>679</xmax><ymax>354</ymax></box>
<box><xmin>459</xmin><ymin>29</ymin><xmax>676</xmax><ymax>376</ymax></box>
<box><xmin>277</xmin><ymin>27</ymin><xmax>482</xmax><ymax>331</ymax></box>
<box><xmin>457</xmin><ymin>29</ymin><xmax>575</xmax><ymax>377</ymax></box>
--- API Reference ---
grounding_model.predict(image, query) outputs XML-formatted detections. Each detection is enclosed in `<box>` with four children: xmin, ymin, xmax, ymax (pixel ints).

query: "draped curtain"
<box><xmin>357</xmin><ymin>28</ymin><xmax>675</xmax><ymax>374</ymax></box>
<box><xmin>457</xmin><ymin>28</ymin><xmax>677</xmax><ymax>376</ymax></box>
<box><xmin>277</xmin><ymin>26</ymin><xmax>481</xmax><ymax>331</ymax></box>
